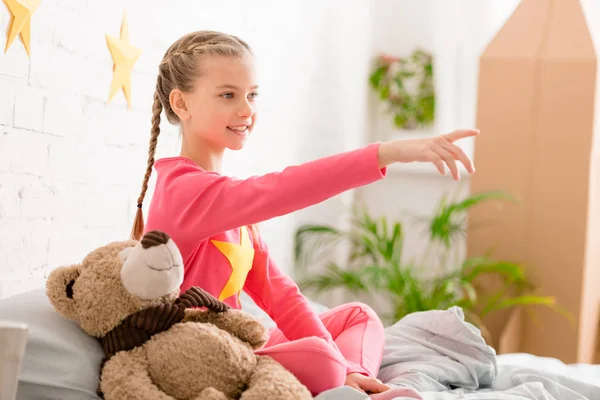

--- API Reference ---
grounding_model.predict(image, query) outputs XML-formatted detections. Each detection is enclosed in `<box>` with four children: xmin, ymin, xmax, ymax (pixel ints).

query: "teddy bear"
<box><xmin>46</xmin><ymin>230</ymin><xmax>313</xmax><ymax>400</ymax></box>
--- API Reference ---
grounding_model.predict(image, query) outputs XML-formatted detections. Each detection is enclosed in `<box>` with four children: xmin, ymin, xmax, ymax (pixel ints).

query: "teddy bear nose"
<box><xmin>141</xmin><ymin>231</ymin><xmax>171</xmax><ymax>249</ymax></box>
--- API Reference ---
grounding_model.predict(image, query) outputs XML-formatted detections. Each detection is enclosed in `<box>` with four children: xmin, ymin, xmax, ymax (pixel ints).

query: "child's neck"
<box><xmin>180</xmin><ymin>137</ymin><xmax>224</xmax><ymax>173</ymax></box>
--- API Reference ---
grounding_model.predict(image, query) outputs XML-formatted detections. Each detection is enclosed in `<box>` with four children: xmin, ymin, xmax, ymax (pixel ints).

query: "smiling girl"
<box><xmin>132</xmin><ymin>30</ymin><xmax>477</xmax><ymax>398</ymax></box>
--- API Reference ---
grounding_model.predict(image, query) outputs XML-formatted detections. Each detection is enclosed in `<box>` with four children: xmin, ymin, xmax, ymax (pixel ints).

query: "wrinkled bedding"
<box><xmin>315</xmin><ymin>306</ymin><xmax>600</xmax><ymax>400</ymax></box>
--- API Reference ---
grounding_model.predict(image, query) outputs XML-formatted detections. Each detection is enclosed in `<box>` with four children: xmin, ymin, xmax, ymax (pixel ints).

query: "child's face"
<box><xmin>181</xmin><ymin>55</ymin><xmax>258</xmax><ymax>151</ymax></box>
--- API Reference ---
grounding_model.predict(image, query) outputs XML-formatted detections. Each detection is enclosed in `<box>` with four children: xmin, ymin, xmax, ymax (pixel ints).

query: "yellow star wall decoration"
<box><xmin>105</xmin><ymin>11</ymin><xmax>141</xmax><ymax>109</ymax></box>
<box><xmin>4</xmin><ymin>0</ymin><xmax>40</xmax><ymax>57</ymax></box>
<box><xmin>212</xmin><ymin>227</ymin><xmax>255</xmax><ymax>304</ymax></box>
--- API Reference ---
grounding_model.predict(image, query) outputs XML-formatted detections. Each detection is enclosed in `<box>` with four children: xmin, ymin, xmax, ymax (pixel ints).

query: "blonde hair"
<box><xmin>130</xmin><ymin>31</ymin><xmax>253</xmax><ymax>241</ymax></box>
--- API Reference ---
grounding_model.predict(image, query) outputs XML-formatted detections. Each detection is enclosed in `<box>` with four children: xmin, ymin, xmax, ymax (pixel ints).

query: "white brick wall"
<box><xmin>0</xmin><ymin>0</ymin><xmax>376</xmax><ymax>299</ymax></box>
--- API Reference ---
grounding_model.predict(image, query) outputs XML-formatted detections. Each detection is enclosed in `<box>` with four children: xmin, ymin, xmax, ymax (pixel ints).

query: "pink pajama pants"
<box><xmin>254</xmin><ymin>302</ymin><xmax>385</xmax><ymax>396</ymax></box>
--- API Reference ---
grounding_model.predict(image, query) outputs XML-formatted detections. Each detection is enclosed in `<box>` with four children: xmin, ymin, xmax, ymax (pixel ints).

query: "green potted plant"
<box><xmin>293</xmin><ymin>190</ymin><xmax>569</xmax><ymax>345</ymax></box>
<box><xmin>369</xmin><ymin>49</ymin><xmax>435</xmax><ymax>130</ymax></box>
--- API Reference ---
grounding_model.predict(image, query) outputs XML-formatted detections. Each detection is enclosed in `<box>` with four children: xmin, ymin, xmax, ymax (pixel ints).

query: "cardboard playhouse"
<box><xmin>467</xmin><ymin>0</ymin><xmax>600</xmax><ymax>363</ymax></box>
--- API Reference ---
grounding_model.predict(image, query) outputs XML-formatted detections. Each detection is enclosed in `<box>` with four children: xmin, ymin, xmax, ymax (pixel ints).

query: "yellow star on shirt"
<box><xmin>4</xmin><ymin>0</ymin><xmax>40</xmax><ymax>57</ymax></box>
<box><xmin>212</xmin><ymin>227</ymin><xmax>255</xmax><ymax>303</ymax></box>
<box><xmin>105</xmin><ymin>11</ymin><xmax>141</xmax><ymax>109</ymax></box>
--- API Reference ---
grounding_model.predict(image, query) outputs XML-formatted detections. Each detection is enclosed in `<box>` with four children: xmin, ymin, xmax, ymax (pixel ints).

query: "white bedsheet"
<box><xmin>497</xmin><ymin>353</ymin><xmax>600</xmax><ymax>385</ymax></box>
<box><xmin>315</xmin><ymin>306</ymin><xmax>600</xmax><ymax>400</ymax></box>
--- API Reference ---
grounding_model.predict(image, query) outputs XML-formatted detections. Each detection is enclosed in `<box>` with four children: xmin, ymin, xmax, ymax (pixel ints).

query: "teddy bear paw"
<box><xmin>194</xmin><ymin>387</ymin><xmax>230</xmax><ymax>400</ymax></box>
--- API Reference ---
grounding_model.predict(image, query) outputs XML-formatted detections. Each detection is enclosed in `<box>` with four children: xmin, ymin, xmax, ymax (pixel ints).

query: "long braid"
<box><xmin>130</xmin><ymin>90</ymin><xmax>163</xmax><ymax>240</ymax></box>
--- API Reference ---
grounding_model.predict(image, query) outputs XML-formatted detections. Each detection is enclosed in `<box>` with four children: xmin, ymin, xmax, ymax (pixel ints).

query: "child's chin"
<box><xmin>227</xmin><ymin>142</ymin><xmax>247</xmax><ymax>151</ymax></box>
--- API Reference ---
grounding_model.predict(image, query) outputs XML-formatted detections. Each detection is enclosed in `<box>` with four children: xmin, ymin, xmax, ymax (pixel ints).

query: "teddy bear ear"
<box><xmin>46</xmin><ymin>264</ymin><xmax>81</xmax><ymax>322</ymax></box>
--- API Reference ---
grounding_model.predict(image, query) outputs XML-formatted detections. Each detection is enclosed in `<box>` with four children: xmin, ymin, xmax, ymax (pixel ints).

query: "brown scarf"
<box><xmin>97</xmin><ymin>287</ymin><xmax>229</xmax><ymax>397</ymax></box>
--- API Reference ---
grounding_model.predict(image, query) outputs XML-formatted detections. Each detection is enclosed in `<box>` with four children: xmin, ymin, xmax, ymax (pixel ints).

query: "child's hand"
<box><xmin>344</xmin><ymin>372</ymin><xmax>390</xmax><ymax>394</ymax></box>
<box><xmin>378</xmin><ymin>129</ymin><xmax>480</xmax><ymax>180</ymax></box>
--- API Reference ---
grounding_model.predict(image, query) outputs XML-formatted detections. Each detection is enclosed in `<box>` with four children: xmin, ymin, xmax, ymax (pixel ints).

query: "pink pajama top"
<box><xmin>145</xmin><ymin>143</ymin><xmax>387</xmax><ymax>374</ymax></box>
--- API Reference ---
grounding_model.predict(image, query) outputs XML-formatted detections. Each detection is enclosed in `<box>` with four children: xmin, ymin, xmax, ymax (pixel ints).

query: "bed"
<box><xmin>0</xmin><ymin>288</ymin><xmax>598</xmax><ymax>400</ymax></box>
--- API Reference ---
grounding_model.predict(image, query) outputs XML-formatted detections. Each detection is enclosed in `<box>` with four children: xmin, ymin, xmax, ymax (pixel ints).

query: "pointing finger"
<box><xmin>443</xmin><ymin>129</ymin><xmax>480</xmax><ymax>142</ymax></box>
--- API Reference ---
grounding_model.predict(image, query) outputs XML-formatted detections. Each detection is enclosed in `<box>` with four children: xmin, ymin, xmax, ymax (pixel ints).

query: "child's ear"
<box><xmin>46</xmin><ymin>264</ymin><xmax>81</xmax><ymax>322</ymax></box>
<box><xmin>169</xmin><ymin>88</ymin><xmax>191</xmax><ymax>121</ymax></box>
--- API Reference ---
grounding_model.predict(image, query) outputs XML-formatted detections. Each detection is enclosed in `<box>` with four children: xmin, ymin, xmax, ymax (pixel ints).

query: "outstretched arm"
<box><xmin>153</xmin><ymin>130</ymin><xmax>478</xmax><ymax>249</ymax></box>
<box><xmin>154</xmin><ymin>143</ymin><xmax>385</xmax><ymax>244</ymax></box>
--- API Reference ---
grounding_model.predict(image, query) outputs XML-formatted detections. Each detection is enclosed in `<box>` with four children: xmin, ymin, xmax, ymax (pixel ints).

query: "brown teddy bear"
<box><xmin>46</xmin><ymin>230</ymin><xmax>313</xmax><ymax>400</ymax></box>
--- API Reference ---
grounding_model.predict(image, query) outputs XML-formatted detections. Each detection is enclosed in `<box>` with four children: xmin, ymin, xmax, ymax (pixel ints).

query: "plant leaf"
<box><xmin>481</xmin><ymin>295</ymin><xmax>559</xmax><ymax>318</ymax></box>
<box><xmin>292</xmin><ymin>189</ymin><xmax>571</xmax><ymax>336</ymax></box>
<box><xmin>299</xmin><ymin>263</ymin><xmax>369</xmax><ymax>294</ymax></box>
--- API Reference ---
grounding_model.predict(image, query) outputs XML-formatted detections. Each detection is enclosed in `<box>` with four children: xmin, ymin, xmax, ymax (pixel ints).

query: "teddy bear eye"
<box><xmin>66</xmin><ymin>279</ymin><xmax>76</xmax><ymax>299</ymax></box>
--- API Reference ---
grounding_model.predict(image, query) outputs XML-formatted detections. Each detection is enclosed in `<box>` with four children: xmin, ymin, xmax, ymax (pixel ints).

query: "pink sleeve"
<box><xmin>166</xmin><ymin>143</ymin><xmax>386</xmax><ymax>242</ymax></box>
<box><xmin>243</xmin><ymin>235</ymin><xmax>365</xmax><ymax>376</ymax></box>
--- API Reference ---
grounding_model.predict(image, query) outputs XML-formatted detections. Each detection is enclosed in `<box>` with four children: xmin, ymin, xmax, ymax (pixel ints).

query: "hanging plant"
<box><xmin>369</xmin><ymin>49</ymin><xmax>435</xmax><ymax>130</ymax></box>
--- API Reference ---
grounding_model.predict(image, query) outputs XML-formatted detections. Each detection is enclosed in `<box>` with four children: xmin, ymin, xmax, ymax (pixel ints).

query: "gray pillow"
<box><xmin>0</xmin><ymin>288</ymin><xmax>330</xmax><ymax>400</ymax></box>
<box><xmin>0</xmin><ymin>288</ymin><xmax>103</xmax><ymax>400</ymax></box>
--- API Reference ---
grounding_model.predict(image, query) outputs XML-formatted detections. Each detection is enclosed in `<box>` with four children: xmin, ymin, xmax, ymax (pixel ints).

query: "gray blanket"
<box><xmin>316</xmin><ymin>306</ymin><xmax>600</xmax><ymax>400</ymax></box>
